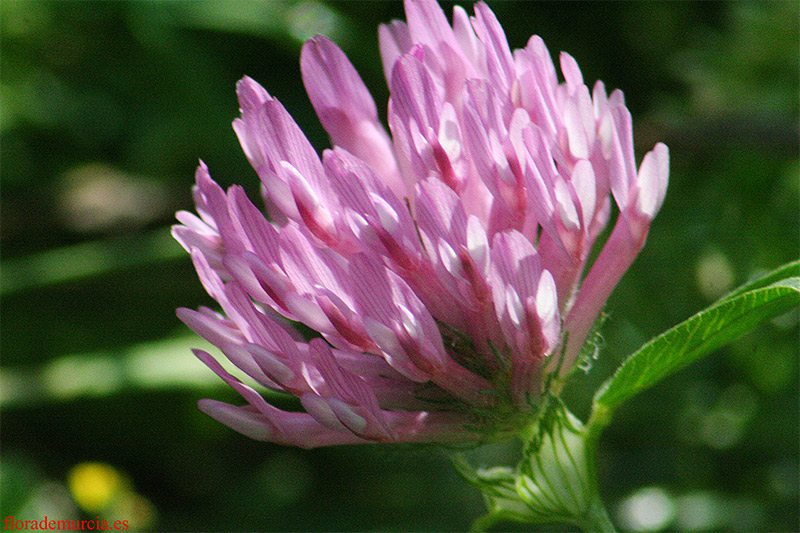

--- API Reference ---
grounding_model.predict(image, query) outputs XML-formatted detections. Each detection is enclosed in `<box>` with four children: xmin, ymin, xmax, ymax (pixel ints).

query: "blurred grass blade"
<box><xmin>592</xmin><ymin>266</ymin><xmax>799</xmax><ymax>420</ymax></box>
<box><xmin>0</xmin><ymin>227</ymin><xmax>184</xmax><ymax>295</ymax></box>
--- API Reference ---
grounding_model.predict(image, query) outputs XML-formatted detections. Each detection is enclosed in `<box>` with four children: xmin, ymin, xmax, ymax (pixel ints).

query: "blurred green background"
<box><xmin>1</xmin><ymin>1</ymin><xmax>797</xmax><ymax>531</ymax></box>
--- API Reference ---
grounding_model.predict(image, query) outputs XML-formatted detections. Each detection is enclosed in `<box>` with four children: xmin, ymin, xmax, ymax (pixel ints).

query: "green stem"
<box><xmin>579</xmin><ymin>409</ymin><xmax>617</xmax><ymax>532</ymax></box>
<box><xmin>576</xmin><ymin>499</ymin><xmax>616</xmax><ymax>532</ymax></box>
<box><xmin>463</xmin><ymin>400</ymin><xmax>619</xmax><ymax>532</ymax></box>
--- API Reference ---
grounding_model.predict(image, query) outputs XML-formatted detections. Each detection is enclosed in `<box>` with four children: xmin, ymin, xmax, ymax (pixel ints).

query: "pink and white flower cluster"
<box><xmin>174</xmin><ymin>0</ymin><xmax>668</xmax><ymax>447</ymax></box>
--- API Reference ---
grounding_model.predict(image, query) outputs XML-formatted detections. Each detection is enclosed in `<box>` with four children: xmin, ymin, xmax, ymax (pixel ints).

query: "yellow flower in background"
<box><xmin>68</xmin><ymin>462</ymin><xmax>125</xmax><ymax>513</ymax></box>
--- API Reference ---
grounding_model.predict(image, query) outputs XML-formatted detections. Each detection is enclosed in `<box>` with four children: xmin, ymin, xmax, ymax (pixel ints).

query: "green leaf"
<box><xmin>592</xmin><ymin>267</ymin><xmax>799</xmax><ymax>419</ymax></box>
<box><xmin>719</xmin><ymin>259</ymin><xmax>799</xmax><ymax>301</ymax></box>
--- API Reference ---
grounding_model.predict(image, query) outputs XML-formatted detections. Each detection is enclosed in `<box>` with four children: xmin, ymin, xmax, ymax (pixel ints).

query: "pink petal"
<box><xmin>559</xmin><ymin>52</ymin><xmax>584</xmax><ymax>92</ymax></box>
<box><xmin>635</xmin><ymin>143</ymin><xmax>669</xmax><ymax>219</ymax></box>
<box><xmin>300</xmin><ymin>37</ymin><xmax>403</xmax><ymax>195</ymax></box>
<box><xmin>378</xmin><ymin>20</ymin><xmax>412</xmax><ymax>84</ymax></box>
<box><xmin>471</xmin><ymin>2</ymin><xmax>515</xmax><ymax>89</ymax></box>
<box><xmin>404</xmin><ymin>0</ymin><xmax>458</xmax><ymax>56</ymax></box>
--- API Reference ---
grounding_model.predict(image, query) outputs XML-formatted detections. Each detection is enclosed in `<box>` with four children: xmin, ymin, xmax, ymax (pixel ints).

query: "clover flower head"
<box><xmin>174</xmin><ymin>0</ymin><xmax>669</xmax><ymax>447</ymax></box>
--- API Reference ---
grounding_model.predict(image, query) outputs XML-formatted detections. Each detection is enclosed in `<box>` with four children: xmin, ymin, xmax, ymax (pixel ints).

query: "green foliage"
<box><xmin>593</xmin><ymin>263</ymin><xmax>799</xmax><ymax>419</ymax></box>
